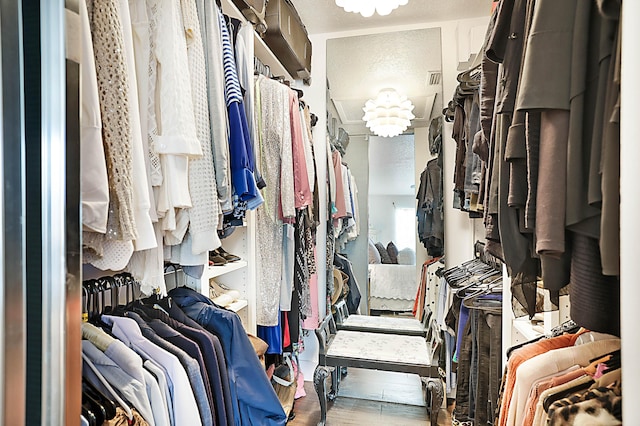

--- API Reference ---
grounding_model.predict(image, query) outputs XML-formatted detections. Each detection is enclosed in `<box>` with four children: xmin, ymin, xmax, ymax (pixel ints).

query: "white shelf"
<box><xmin>254</xmin><ymin>34</ymin><xmax>294</xmax><ymax>81</ymax></box>
<box><xmin>202</xmin><ymin>260</ymin><xmax>248</xmax><ymax>281</ymax></box>
<box><xmin>513</xmin><ymin>317</ymin><xmax>544</xmax><ymax>342</ymax></box>
<box><xmin>227</xmin><ymin>299</ymin><xmax>248</xmax><ymax>313</ymax></box>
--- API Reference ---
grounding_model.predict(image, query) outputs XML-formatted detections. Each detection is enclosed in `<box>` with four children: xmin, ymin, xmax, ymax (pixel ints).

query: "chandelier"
<box><xmin>335</xmin><ymin>0</ymin><xmax>409</xmax><ymax>17</ymax></box>
<box><xmin>362</xmin><ymin>89</ymin><xmax>415</xmax><ymax>138</ymax></box>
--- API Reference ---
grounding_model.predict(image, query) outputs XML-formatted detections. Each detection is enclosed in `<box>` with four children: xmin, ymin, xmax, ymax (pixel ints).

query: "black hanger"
<box><xmin>542</xmin><ymin>378</ymin><xmax>594</xmax><ymax>411</ymax></box>
<box><xmin>292</xmin><ymin>88</ymin><xmax>304</xmax><ymax>99</ymax></box>
<box><xmin>81</xmin><ymin>402</ymin><xmax>97</xmax><ymax>426</ymax></box>
<box><xmin>83</xmin><ymin>392</ymin><xmax>106</xmax><ymax>425</ymax></box>
<box><xmin>589</xmin><ymin>349</ymin><xmax>621</xmax><ymax>371</ymax></box>
<box><xmin>506</xmin><ymin>335</ymin><xmax>545</xmax><ymax>359</ymax></box>
<box><xmin>83</xmin><ymin>379</ymin><xmax>117</xmax><ymax>420</ymax></box>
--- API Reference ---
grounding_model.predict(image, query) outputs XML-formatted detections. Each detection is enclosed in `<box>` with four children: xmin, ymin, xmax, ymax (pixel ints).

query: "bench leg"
<box><xmin>425</xmin><ymin>378</ymin><xmax>444</xmax><ymax>425</ymax></box>
<box><xmin>314</xmin><ymin>366</ymin><xmax>330</xmax><ymax>426</ymax></box>
<box><xmin>330</xmin><ymin>366</ymin><xmax>339</xmax><ymax>399</ymax></box>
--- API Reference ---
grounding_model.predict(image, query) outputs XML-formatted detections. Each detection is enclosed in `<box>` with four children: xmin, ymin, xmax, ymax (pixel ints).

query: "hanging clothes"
<box><xmin>170</xmin><ymin>286</ymin><xmax>287</xmax><ymax>426</ymax></box>
<box><xmin>218</xmin><ymin>10</ymin><xmax>263</xmax><ymax>214</ymax></box>
<box><xmin>78</xmin><ymin>0</ymin><xmax>109</xmax><ymax>236</ymax></box>
<box><xmin>254</xmin><ymin>75</ymin><xmax>295</xmax><ymax>326</ymax></box>
<box><xmin>171</xmin><ymin>0</ymin><xmax>221</xmax><ymax>259</ymax></box>
<box><xmin>101</xmin><ymin>314</ymin><xmax>204</xmax><ymax>426</ymax></box>
<box><xmin>147</xmin><ymin>0</ymin><xmax>203</xmax><ymax>234</ymax></box>
<box><xmin>195</xmin><ymin>0</ymin><xmax>232</xmax><ymax>213</ymax></box>
<box><xmin>84</xmin><ymin>0</ymin><xmax>136</xmax><ymax>269</ymax></box>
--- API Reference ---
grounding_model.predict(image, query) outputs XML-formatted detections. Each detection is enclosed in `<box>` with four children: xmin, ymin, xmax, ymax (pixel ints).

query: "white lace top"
<box><xmin>180</xmin><ymin>0</ymin><xmax>221</xmax><ymax>255</ymax></box>
<box><xmin>197</xmin><ymin>0</ymin><xmax>232</xmax><ymax>213</ymax></box>
<box><xmin>146</xmin><ymin>0</ymin><xmax>202</xmax><ymax>233</ymax></box>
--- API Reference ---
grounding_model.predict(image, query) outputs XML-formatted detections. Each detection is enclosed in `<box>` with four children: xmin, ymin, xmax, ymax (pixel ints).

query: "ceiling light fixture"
<box><xmin>335</xmin><ymin>0</ymin><xmax>409</xmax><ymax>17</ymax></box>
<box><xmin>362</xmin><ymin>89</ymin><xmax>415</xmax><ymax>138</ymax></box>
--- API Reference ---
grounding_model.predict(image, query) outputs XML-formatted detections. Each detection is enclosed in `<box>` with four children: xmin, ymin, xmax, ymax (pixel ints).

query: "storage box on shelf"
<box><xmin>221</xmin><ymin>0</ymin><xmax>295</xmax><ymax>82</ymax></box>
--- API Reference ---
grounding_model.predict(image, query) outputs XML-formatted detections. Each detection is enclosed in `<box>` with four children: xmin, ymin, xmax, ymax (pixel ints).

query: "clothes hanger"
<box><xmin>81</xmin><ymin>402</ymin><xmax>98</xmax><ymax>426</ymax></box>
<box><xmin>550</xmin><ymin>319</ymin><xmax>581</xmax><ymax>337</ymax></box>
<box><xmin>82</xmin><ymin>389</ymin><xmax>106</xmax><ymax>425</ymax></box>
<box><xmin>82</xmin><ymin>353</ymin><xmax>134</xmax><ymax>422</ymax></box>
<box><xmin>542</xmin><ymin>378</ymin><xmax>594</xmax><ymax>411</ymax></box>
<box><xmin>461</xmin><ymin>277</ymin><xmax>503</xmax><ymax>302</ymax></box>
<box><xmin>454</xmin><ymin>272</ymin><xmax>501</xmax><ymax>297</ymax></box>
<box><xmin>505</xmin><ymin>335</ymin><xmax>546</xmax><ymax>359</ymax></box>
<box><xmin>83</xmin><ymin>379</ymin><xmax>117</xmax><ymax>420</ymax></box>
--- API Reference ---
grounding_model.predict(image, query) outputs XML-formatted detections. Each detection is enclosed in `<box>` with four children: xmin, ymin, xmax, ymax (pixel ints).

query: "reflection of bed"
<box><xmin>368</xmin><ymin>264</ymin><xmax>418</xmax><ymax>311</ymax></box>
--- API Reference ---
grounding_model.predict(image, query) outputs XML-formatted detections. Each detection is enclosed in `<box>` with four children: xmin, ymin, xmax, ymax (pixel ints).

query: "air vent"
<box><xmin>428</xmin><ymin>71</ymin><xmax>442</xmax><ymax>86</ymax></box>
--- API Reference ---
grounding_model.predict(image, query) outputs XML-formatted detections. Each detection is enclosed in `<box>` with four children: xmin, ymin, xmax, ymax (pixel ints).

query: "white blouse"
<box><xmin>147</xmin><ymin>0</ymin><xmax>202</xmax><ymax>232</ymax></box>
<box><xmin>77</xmin><ymin>0</ymin><xmax>110</xmax><ymax>234</ymax></box>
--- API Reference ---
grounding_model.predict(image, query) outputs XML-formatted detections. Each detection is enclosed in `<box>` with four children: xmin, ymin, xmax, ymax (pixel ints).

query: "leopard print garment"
<box><xmin>547</xmin><ymin>382</ymin><xmax>622</xmax><ymax>426</ymax></box>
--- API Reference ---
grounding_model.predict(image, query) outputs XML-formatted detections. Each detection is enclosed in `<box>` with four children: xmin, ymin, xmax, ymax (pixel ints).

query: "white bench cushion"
<box><xmin>327</xmin><ymin>330</ymin><xmax>432</xmax><ymax>366</ymax></box>
<box><xmin>342</xmin><ymin>315</ymin><xmax>424</xmax><ymax>333</ymax></box>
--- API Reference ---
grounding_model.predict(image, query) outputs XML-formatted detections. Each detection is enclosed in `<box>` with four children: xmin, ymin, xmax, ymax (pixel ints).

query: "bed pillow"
<box><xmin>397</xmin><ymin>248</ymin><xmax>416</xmax><ymax>265</ymax></box>
<box><xmin>386</xmin><ymin>242</ymin><xmax>399</xmax><ymax>264</ymax></box>
<box><xmin>368</xmin><ymin>239</ymin><xmax>381</xmax><ymax>264</ymax></box>
<box><xmin>375</xmin><ymin>242</ymin><xmax>393</xmax><ymax>264</ymax></box>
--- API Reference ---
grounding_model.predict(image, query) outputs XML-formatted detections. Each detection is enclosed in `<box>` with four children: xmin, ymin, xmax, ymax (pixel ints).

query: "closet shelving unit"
<box><xmin>183</xmin><ymin>0</ymin><xmax>296</xmax><ymax>336</ymax></box>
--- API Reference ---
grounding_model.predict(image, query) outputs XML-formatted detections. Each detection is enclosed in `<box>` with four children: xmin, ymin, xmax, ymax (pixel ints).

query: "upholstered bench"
<box><xmin>333</xmin><ymin>299</ymin><xmax>429</xmax><ymax>337</ymax></box>
<box><xmin>313</xmin><ymin>314</ymin><xmax>444</xmax><ymax>426</ymax></box>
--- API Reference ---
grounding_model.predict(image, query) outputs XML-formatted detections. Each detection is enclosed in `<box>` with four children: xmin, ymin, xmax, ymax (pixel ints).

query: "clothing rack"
<box><xmin>83</xmin><ymin>265</ymin><xmax>186</xmax><ymax>321</ymax></box>
<box><xmin>82</xmin><ymin>273</ymin><xmax>139</xmax><ymax>321</ymax></box>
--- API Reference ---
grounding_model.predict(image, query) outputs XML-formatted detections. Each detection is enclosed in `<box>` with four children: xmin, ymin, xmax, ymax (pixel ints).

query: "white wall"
<box><xmin>620</xmin><ymin>1</ymin><xmax>640</xmax><ymax>418</ymax></box>
<box><xmin>439</xmin><ymin>19</ymin><xmax>488</xmax><ymax>268</ymax></box>
<box><xmin>369</xmin><ymin>194</ymin><xmax>415</xmax><ymax>248</ymax></box>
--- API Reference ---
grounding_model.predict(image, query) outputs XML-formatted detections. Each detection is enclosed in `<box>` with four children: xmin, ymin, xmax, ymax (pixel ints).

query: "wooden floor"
<box><xmin>288</xmin><ymin>368</ymin><xmax>452</xmax><ymax>425</ymax></box>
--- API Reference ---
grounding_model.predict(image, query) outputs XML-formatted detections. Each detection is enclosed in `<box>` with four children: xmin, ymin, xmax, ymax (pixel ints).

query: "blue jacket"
<box><xmin>169</xmin><ymin>287</ymin><xmax>286</xmax><ymax>426</ymax></box>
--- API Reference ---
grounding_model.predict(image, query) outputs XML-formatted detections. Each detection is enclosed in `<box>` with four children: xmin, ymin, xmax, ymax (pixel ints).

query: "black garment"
<box><xmin>135</xmin><ymin>305</ymin><xmax>231</xmax><ymax>426</ymax></box>
<box><xmin>284</xmin><ymin>292</ymin><xmax>300</xmax><ymax>353</ymax></box>
<box><xmin>569</xmin><ymin>233</ymin><xmax>620</xmax><ymax>336</ymax></box>
<box><xmin>454</xmin><ymin>317</ymin><xmax>473</xmax><ymax>422</ymax></box>
<box><xmin>148</xmin><ymin>319</ymin><xmax>217</xmax><ymax>423</ymax></box>
<box><xmin>333</xmin><ymin>253</ymin><xmax>361</xmax><ymax>313</ymax></box>
<box><xmin>124</xmin><ymin>311</ymin><xmax>214</xmax><ymax>426</ymax></box>
<box><xmin>163</xmin><ymin>302</ymin><xmax>235</xmax><ymax>426</ymax></box>
<box><xmin>416</xmin><ymin>158</ymin><xmax>444</xmax><ymax>256</ymax></box>
<box><xmin>294</xmin><ymin>208</ymin><xmax>311</xmax><ymax>319</ymax></box>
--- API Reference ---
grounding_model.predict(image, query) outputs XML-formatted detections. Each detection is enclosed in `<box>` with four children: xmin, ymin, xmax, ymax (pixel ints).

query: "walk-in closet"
<box><xmin>0</xmin><ymin>0</ymin><xmax>636</xmax><ymax>425</ymax></box>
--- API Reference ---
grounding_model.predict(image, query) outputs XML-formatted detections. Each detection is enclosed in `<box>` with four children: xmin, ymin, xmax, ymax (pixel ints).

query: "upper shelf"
<box><xmin>220</xmin><ymin>0</ymin><xmax>295</xmax><ymax>82</ymax></box>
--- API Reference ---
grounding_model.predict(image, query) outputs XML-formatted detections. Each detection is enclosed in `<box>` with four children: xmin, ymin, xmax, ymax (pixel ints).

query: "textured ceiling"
<box><xmin>292</xmin><ymin>0</ymin><xmax>491</xmax><ymax>35</ymax></box>
<box><xmin>327</xmin><ymin>28</ymin><xmax>442</xmax><ymax>136</ymax></box>
<box><xmin>369</xmin><ymin>134</ymin><xmax>415</xmax><ymax>195</ymax></box>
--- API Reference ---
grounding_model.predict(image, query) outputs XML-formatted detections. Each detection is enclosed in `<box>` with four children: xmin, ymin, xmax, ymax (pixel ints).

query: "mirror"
<box><xmin>326</xmin><ymin>28</ymin><xmax>444</xmax><ymax>313</ymax></box>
